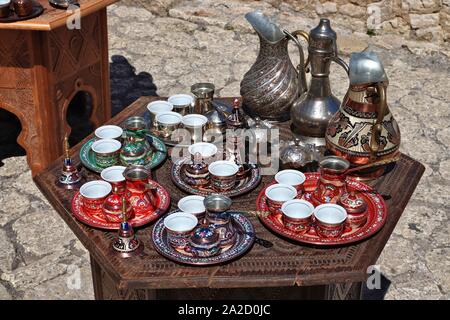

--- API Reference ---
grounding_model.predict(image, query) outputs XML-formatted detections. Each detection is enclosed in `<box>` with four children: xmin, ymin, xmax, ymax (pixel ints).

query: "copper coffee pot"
<box><xmin>123</xmin><ymin>165</ymin><xmax>158</xmax><ymax>214</ymax></box>
<box><xmin>325</xmin><ymin>52</ymin><xmax>401</xmax><ymax>180</ymax></box>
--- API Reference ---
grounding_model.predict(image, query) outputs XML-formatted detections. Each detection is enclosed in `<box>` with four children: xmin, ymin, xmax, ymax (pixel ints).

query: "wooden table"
<box><xmin>0</xmin><ymin>0</ymin><xmax>117</xmax><ymax>176</ymax></box>
<box><xmin>34</xmin><ymin>96</ymin><xmax>425</xmax><ymax>300</ymax></box>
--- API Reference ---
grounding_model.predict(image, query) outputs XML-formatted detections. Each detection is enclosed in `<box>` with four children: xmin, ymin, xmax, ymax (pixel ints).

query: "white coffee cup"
<box><xmin>147</xmin><ymin>100</ymin><xmax>174</xmax><ymax>125</ymax></box>
<box><xmin>79</xmin><ymin>180</ymin><xmax>112</xmax><ymax>213</ymax></box>
<box><xmin>168</xmin><ymin>94</ymin><xmax>194</xmax><ymax>115</ymax></box>
<box><xmin>164</xmin><ymin>211</ymin><xmax>198</xmax><ymax>249</ymax></box>
<box><xmin>80</xmin><ymin>180</ymin><xmax>112</xmax><ymax>199</ymax></box>
<box><xmin>314</xmin><ymin>204</ymin><xmax>348</xmax><ymax>238</ymax></box>
<box><xmin>182</xmin><ymin>114</ymin><xmax>208</xmax><ymax>143</ymax></box>
<box><xmin>275</xmin><ymin>169</ymin><xmax>306</xmax><ymax>191</ymax></box>
<box><xmin>100</xmin><ymin>166</ymin><xmax>126</xmax><ymax>183</ymax></box>
<box><xmin>188</xmin><ymin>142</ymin><xmax>217</xmax><ymax>159</ymax></box>
<box><xmin>95</xmin><ymin>125</ymin><xmax>123</xmax><ymax>140</ymax></box>
<box><xmin>91</xmin><ymin>139</ymin><xmax>121</xmax><ymax>154</ymax></box>
<box><xmin>178</xmin><ymin>195</ymin><xmax>206</xmax><ymax>219</ymax></box>
<box><xmin>91</xmin><ymin>139</ymin><xmax>122</xmax><ymax>168</ymax></box>
<box><xmin>208</xmin><ymin>161</ymin><xmax>239</xmax><ymax>192</ymax></box>
<box><xmin>281</xmin><ymin>199</ymin><xmax>314</xmax><ymax>219</ymax></box>
<box><xmin>264</xmin><ymin>183</ymin><xmax>297</xmax><ymax>213</ymax></box>
<box><xmin>155</xmin><ymin>112</ymin><xmax>183</xmax><ymax>138</ymax></box>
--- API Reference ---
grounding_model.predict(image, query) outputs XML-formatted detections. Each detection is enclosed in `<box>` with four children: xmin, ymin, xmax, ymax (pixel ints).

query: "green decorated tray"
<box><xmin>80</xmin><ymin>134</ymin><xmax>167</xmax><ymax>173</ymax></box>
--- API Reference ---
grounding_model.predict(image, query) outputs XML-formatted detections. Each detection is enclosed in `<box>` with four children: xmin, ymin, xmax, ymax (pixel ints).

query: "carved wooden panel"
<box><xmin>0</xmin><ymin>8</ymin><xmax>111</xmax><ymax>176</ymax></box>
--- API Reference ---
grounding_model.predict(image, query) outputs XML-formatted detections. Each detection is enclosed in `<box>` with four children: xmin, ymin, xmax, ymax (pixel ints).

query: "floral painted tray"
<box><xmin>256</xmin><ymin>173</ymin><xmax>387</xmax><ymax>246</ymax></box>
<box><xmin>79</xmin><ymin>134</ymin><xmax>166</xmax><ymax>173</ymax></box>
<box><xmin>152</xmin><ymin>212</ymin><xmax>255</xmax><ymax>266</ymax></box>
<box><xmin>71</xmin><ymin>182</ymin><xmax>170</xmax><ymax>230</ymax></box>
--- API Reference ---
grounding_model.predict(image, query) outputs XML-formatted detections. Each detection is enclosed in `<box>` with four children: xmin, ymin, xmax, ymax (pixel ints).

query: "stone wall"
<box><xmin>276</xmin><ymin>0</ymin><xmax>449</xmax><ymax>44</ymax></box>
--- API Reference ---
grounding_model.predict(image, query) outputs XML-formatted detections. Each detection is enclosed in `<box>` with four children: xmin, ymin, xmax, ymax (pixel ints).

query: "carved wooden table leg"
<box><xmin>90</xmin><ymin>255</ymin><xmax>156</xmax><ymax>300</ymax></box>
<box><xmin>0</xmin><ymin>6</ymin><xmax>111</xmax><ymax>176</ymax></box>
<box><xmin>325</xmin><ymin>282</ymin><xmax>363</xmax><ymax>300</ymax></box>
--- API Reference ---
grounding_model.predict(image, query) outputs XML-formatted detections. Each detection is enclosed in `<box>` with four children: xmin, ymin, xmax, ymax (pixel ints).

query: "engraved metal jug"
<box><xmin>290</xmin><ymin>19</ymin><xmax>349</xmax><ymax>147</ymax></box>
<box><xmin>240</xmin><ymin>11</ymin><xmax>308</xmax><ymax>122</ymax></box>
<box><xmin>325</xmin><ymin>52</ymin><xmax>401</xmax><ymax>180</ymax></box>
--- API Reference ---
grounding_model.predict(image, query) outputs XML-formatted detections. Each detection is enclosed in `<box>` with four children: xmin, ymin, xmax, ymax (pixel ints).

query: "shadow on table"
<box><xmin>362</xmin><ymin>273</ymin><xmax>392</xmax><ymax>300</ymax></box>
<box><xmin>0</xmin><ymin>54</ymin><xmax>158</xmax><ymax>167</ymax></box>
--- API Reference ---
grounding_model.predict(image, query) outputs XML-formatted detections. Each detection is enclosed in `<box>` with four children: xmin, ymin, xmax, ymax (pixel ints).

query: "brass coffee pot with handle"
<box><xmin>325</xmin><ymin>52</ymin><xmax>401</xmax><ymax>180</ymax></box>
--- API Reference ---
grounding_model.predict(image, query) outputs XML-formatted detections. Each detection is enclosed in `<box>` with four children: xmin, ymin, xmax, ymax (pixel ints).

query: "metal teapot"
<box><xmin>325</xmin><ymin>52</ymin><xmax>401</xmax><ymax>180</ymax></box>
<box><xmin>240</xmin><ymin>11</ymin><xmax>308</xmax><ymax>122</ymax></box>
<box><xmin>290</xmin><ymin>18</ymin><xmax>349</xmax><ymax>147</ymax></box>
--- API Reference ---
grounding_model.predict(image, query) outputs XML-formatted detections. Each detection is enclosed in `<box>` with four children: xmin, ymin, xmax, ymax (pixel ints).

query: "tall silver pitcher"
<box><xmin>240</xmin><ymin>11</ymin><xmax>308</xmax><ymax>122</ymax></box>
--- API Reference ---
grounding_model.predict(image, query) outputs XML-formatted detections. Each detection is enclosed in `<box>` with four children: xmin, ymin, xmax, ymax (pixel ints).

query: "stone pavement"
<box><xmin>0</xmin><ymin>0</ymin><xmax>449</xmax><ymax>300</ymax></box>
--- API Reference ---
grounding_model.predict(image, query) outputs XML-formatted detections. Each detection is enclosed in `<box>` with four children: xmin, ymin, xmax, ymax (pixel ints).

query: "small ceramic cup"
<box><xmin>264</xmin><ymin>184</ymin><xmax>297</xmax><ymax>214</ymax></box>
<box><xmin>182</xmin><ymin>114</ymin><xmax>208</xmax><ymax>143</ymax></box>
<box><xmin>95</xmin><ymin>125</ymin><xmax>123</xmax><ymax>141</ymax></box>
<box><xmin>313</xmin><ymin>204</ymin><xmax>348</xmax><ymax>239</ymax></box>
<box><xmin>100</xmin><ymin>166</ymin><xmax>126</xmax><ymax>194</ymax></box>
<box><xmin>164</xmin><ymin>211</ymin><xmax>198</xmax><ymax>250</ymax></box>
<box><xmin>0</xmin><ymin>0</ymin><xmax>11</xmax><ymax>18</ymax></box>
<box><xmin>80</xmin><ymin>180</ymin><xmax>112</xmax><ymax>214</ymax></box>
<box><xmin>188</xmin><ymin>142</ymin><xmax>217</xmax><ymax>163</ymax></box>
<box><xmin>168</xmin><ymin>94</ymin><xmax>194</xmax><ymax>115</ymax></box>
<box><xmin>147</xmin><ymin>100</ymin><xmax>174</xmax><ymax>126</ymax></box>
<box><xmin>275</xmin><ymin>169</ymin><xmax>306</xmax><ymax>194</ymax></box>
<box><xmin>208</xmin><ymin>160</ymin><xmax>239</xmax><ymax>192</ymax></box>
<box><xmin>178</xmin><ymin>195</ymin><xmax>206</xmax><ymax>221</ymax></box>
<box><xmin>155</xmin><ymin>111</ymin><xmax>183</xmax><ymax>138</ymax></box>
<box><xmin>281</xmin><ymin>199</ymin><xmax>314</xmax><ymax>233</ymax></box>
<box><xmin>91</xmin><ymin>139</ymin><xmax>121</xmax><ymax>168</ymax></box>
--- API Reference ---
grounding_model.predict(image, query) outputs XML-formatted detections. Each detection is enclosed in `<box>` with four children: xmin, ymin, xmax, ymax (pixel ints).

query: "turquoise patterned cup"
<box><xmin>91</xmin><ymin>139</ymin><xmax>121</xmax><ymax>168</ymax></box>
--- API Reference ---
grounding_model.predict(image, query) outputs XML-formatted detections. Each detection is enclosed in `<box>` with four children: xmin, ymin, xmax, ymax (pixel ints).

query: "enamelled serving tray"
<box><xmin>256</xmin><ymin>173</ymin><xmax>387</xmax><ymax>246</ymax></box>
<box><xmin>152</xmin><ymin>212</ymin><xmax>255</xmax><ymax>266</ymax></box>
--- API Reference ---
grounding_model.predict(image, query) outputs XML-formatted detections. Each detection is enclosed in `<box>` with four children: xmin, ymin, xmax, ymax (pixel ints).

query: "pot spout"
<box><xmin>245</xmin><ymin>11</ymin><xmax>285</xmax><ymax>44</ymax></box>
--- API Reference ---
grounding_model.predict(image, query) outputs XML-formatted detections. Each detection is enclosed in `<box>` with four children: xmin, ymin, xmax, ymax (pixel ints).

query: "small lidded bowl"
<box><xmin>185</xmin><ymin>226</ymin><xmax>221</xmax><ymax>258</ymax></box>
<box><xmin>339</xmin><ymin>191</ymin><xmax>368</xmax><ymax>229</ymax></box>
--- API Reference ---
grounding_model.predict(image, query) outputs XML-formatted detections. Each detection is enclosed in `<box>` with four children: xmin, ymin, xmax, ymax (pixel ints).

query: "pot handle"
<box><xmin>329</xmin><ymin>56</ymin><xmax>349</xmax><ymax>75</ymax></box>
<box><xmin>144</xmin><ymin>182</ymin><xmax>158</xmax><ymax>207</ymax></box>
<box><xmin>283</xmin><ymin>29</ymin><xmax>309</xmax><ymax>95</ymax></box>
<box><xmin>369</xmin><ymin>83</ymin><xmax>387</xmax><ymax>161</ymax></box>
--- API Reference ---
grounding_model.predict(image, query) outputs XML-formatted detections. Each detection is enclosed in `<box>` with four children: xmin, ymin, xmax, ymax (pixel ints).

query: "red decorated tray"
<box><xmin>256</xmin><ymin>173</ymin><xmax>387</xmax><ymax>246</ymax></box>
<box><xmin>71</xmin><ymin>183</ymin><xmax>170</xmax><ymax>230</ymax></box>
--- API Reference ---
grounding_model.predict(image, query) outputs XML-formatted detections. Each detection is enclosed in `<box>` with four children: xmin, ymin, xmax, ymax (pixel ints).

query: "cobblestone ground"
<box><xmin>0</xmin><ymin>0</ymin><xmax>449</xmax><ymax>300</ymax></box>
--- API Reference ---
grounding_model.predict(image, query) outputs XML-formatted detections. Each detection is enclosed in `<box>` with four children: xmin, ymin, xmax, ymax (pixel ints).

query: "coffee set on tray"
<box><xmin>57</xmin><ymin>13</ymin><xmax>402</xmax><ymax>266</ymax></box>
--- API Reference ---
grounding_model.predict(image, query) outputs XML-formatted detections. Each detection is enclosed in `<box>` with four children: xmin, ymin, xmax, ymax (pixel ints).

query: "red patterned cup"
<box><xmin>208</xmin><ymin>160</ymin><xmax>239</xmax><ymax>192</ymax></box>
<box><xmin>164</xmin><ymin>212</ymin><xmax>198</xmax><ymax>250</ymax></box>
<box><xmin>313</xmin><ymin>204</ymin><xmax>347</xmax><ymax>238</ymax></box>
<box><xmin>281</xmin><ymin>199</ymin><xmax>314</xmax><ymax>233</ymax></box>
<box><xmin>79</xmin><ymin>180</ymin><xmax>112</xmax><ymax>214</ymax></box>
<box><xmin>264</xmin><ymin>184</ymin><xmax>297</xmax><ymax>214</ymax></box>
